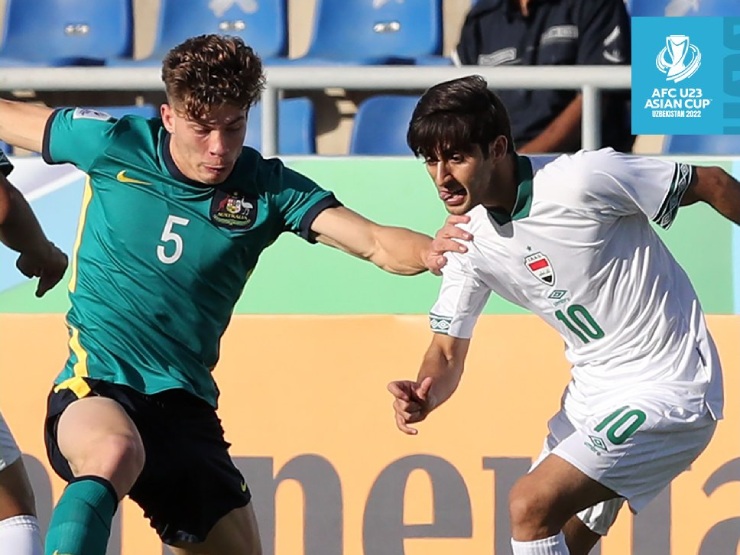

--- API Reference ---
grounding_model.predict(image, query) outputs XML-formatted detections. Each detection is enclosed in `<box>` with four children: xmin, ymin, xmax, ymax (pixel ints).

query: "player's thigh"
<box><xmin>0</xmin><ymin>410</ymin><xmax>33</xmax><ymax>519</ymax></box>
<box><xmin>169</xmin><ymin>502</ymin><xmax>262</xmax><ymax>555</ymax></box>
<box><xmin>54</xmin><ymin>395</ymin><xmax>144</xmax><ymax>494</ymax></box>
<box><xmin>0</xmin><ymin>458</ymin><xmax>35</xmax><ymax>519</ymax></box>
<box><xmin>511</xmin><ymin>452</ymin><xmax>618</xmax><ymax>527</ymax></box>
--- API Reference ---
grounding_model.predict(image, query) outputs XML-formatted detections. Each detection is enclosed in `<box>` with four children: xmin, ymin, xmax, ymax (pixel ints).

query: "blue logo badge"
<box><xmin>632</xmin><ymin>17</ymin><xmax>740</xmax><ymax>135</ymax></box>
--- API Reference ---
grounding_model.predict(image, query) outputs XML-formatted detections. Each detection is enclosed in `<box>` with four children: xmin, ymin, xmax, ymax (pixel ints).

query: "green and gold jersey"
<box><xmin>43</xmin><ymin>108</ymin><xmax>339</xmax><ymax>406</ymax></box>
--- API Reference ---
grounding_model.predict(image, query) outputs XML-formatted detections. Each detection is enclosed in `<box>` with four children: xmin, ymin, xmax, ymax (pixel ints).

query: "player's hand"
<box><xmin>387</xmin><ymin>376</ymin><xmax>434</xmax><ymax>435</ymax></box>
<box><xmin>425</xmin><ymin>215</ymin><xmax>472</xmax><ymax>276</ymax></box>
<box><xmin>16</xmin><ymin>241</ymin><xmax>68</xmax><ymax>297</ymax></box>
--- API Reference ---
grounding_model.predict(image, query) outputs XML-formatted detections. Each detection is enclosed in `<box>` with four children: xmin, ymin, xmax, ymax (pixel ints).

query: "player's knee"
<box><xmin>508</xmin><ymin>479</ymin><xmax>556</xmax><ymax>540</ymax></box>
<box><xmin>75</xmin><ymin>433</ymin><xmax>145</xmax><ymax>489</ymax></box>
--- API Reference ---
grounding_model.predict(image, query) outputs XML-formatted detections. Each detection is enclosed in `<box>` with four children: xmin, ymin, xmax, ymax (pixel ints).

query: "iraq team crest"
<box><xmin>211</xmin><ymin>190</ymin><xmax>257</xmax><ymax>228</ymax></box>
<box><xmin>524</xmin><ymin>252</ymin><xmax>555</xmax><ymax>285</ymax></box>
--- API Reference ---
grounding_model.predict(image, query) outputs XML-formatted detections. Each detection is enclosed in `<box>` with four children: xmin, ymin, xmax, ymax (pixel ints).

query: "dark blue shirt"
<box><xmin>455</xmin><ymin>0</ymin><xmax>632</xmax><ymax>151</ymax></box>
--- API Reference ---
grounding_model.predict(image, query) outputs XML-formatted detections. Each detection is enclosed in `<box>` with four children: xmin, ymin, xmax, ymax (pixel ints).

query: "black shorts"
<box><xmin>44</xmin><ymin>378</ymin><xmax>251</xmax><ymax>545</ymax></box>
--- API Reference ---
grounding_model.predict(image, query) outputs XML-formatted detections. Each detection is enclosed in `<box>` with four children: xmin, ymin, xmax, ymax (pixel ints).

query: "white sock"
<box><xmin>512</xmin><ymin>532</ymin><xmax>570</xmax><ymax>555</ymax></box>
<box><xmin>0</xmin><ymin>515</ymin><xmax>43</xmax><ymax>555</ymax></box>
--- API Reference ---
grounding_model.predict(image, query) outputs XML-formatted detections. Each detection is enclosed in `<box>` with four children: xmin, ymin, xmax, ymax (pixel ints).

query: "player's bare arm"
<box><xmin>0</xmin><ymin>172</ymin><xmax>68</xmax><ymax>296</ymax></box>
<box><xmin>310</xmin><ymin>205</ymin><xmax>466</xmax><ymax>275</ymax></box>
<box><xmin>388</xmin><ymin>333</ymin><xmax>470</xmax><ymax>434</ymax></box>
<box><xmin>681</xmin><ymin>165</ymin><xmax>740</xmax><ymax>225</ymax></box>
<box><xmin>0</xmin><ymin>99</ymin><xmax>53</xmax><ymax>153</ymax></box>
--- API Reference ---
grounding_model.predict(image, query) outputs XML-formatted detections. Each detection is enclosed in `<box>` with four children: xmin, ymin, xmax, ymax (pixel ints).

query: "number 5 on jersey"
<box><xmin>157</xmin><ymin>215</ymin><xmax>190</xmax><ymax>264</ymax></box>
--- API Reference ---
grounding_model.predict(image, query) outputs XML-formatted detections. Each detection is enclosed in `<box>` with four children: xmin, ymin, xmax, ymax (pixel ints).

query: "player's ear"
<box><xmin>488</xmin><ymin>136</ymin><xmax>508</xmax><ymax>162</ymax></box>
<box><xmin>161</xmin><ymin>103</ymin><xmax>175</xmax><ymax>133</ymax></box>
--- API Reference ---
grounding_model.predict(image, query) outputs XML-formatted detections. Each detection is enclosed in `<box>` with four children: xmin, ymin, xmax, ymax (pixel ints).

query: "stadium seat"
<box><xmin>349</xmin><ymin>95</ymin><xmax>419</xmax><ymax>155</ymax></box>
<box><xmin>290</xmin><ymin>0</ymin><xmax>444</xmax><ymax>65</ymax></box>
<box><xmin>245</xmin><ymin>98</ymin><xmax>316</xmax><ymax>155</ymax></box>
<box><xmin>630</xmin><ymin>0</ymin><xmax>740</xmax><ymax>16</ymax></box>
<box><xmin>108</xmin><ymin>0</ymin><xmax>287</xmax><ymax>66</ymax></box>
<box><xmin>663</xmin><ymin>135</ymin><xmax>740</xmax><ymax>155</ymax></box>
<box><xmin>0</xmin><ymin>0</ymin><xmax>133</xmax><ymax>66</ymax></box>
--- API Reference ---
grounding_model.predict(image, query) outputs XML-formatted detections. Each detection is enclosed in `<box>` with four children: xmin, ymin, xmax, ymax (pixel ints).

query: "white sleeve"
<box><xmin>429</xmin><ymin>252</ymin><xmax>491</xmax><ymax>339</ymax></box>
<box><xmin>577</xmin><ymin>148</ymin><xmax>693</xmax><ymax>230</ymax></box>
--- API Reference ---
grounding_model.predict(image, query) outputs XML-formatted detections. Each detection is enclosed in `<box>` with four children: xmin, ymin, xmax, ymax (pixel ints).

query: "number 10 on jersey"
<box><xmin>555</xmin><ymin>304</ymin><xmax>605</xmax><ymax>344</ymax></box>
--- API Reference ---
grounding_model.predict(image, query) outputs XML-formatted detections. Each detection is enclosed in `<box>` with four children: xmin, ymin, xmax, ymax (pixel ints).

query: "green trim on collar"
<box><xmin>487</xmin><ymin>155</ymin><xmax>534</xmax><ymax>225</ymax></box>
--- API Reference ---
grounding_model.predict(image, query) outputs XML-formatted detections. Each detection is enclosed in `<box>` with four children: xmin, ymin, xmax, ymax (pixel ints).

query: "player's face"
<box><xmin>162</xmin><ymin>102</ymin><xmax>247</xmax><ymax>185</ymax></box>
<box><xmin>424</xmin><ymin>145</ymin><xmax>495</xmax><ymax>215</ymax></box>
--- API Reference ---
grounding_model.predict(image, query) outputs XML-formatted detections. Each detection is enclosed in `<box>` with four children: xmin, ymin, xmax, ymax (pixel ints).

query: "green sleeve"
<box><xmin>266</xmin><ymin>160</ymin><xmax>342</xmax><ymax>242</ymax></box>
<box><xmin>42</xmin><ymin>107</ymin><xmax>117</xmax><ymax>172</ymax></box>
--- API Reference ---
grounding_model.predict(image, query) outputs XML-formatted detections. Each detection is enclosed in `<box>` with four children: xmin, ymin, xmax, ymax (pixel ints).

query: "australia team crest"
<box><xmin>211</xmin><ymin>190</ymin><xmax>257</xmax><ymax>228</ymax></box>
<box><xmin>524</xmin><ymin>252</ymin><xmax>555</xmax><ymax>285</ymax></box>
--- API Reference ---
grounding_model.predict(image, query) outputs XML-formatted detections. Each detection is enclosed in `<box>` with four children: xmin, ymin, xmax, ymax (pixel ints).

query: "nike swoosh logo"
<box><xmin>53</xmin><ymin>551</ymin><xmax>75</xmax><ymax>555</ymax></box>
<box><xmin>116</xmin><ymin>170</ymin><xmax>151</xmax><ymax>185</ymax></box>
<box><xmin>240</xmin><ymin>480</ymin><xmax>248</xmax><ymax>493</ymax></box>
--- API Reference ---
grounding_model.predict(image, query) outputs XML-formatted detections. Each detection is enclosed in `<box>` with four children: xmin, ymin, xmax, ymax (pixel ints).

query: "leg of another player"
<box><xmin>509</xmin><ymin>454</ymin><xmax>617</xmax><ymax>555</ymax></box>
<box><xmin>562</xmin><ymin>516</ymin><xmax>601</xmax><ymax>555</ymax></box>
<box><xmin>0</xmin><ymin>458</ymin><xmax>42</xmax><ymax>555</ymax></box>
<box><xmin>169</xmin><ymin>503</ymin><xmax>262</xmax><ymax>555</ymax></box>
<box><xmin>45</xmin><ymin>396</ymin><xmax>145</xmax><ymax>555</ymax></box>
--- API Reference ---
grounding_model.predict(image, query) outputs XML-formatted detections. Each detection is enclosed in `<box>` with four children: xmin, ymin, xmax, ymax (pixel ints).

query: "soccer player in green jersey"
<box><xmin>0</xmin><ymin>35</ymin><xmax>465</xmax><ymax>555</ymax></box>
<box><xmin>0</xmin><ymin>151</ymin><xmax>67</xmax><ymax>555</ymax></box>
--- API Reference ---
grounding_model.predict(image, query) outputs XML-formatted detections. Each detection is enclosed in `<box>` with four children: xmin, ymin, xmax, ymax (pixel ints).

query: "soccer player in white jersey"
<box><xmin>0</xmin><ymin>151</ymin><xmax>67</xmax><ymax>555</ymax></box>
<box><xmin>388</xmin><ymin>75</ymin><xmax>735</xmax><ymax>555</ymax></box>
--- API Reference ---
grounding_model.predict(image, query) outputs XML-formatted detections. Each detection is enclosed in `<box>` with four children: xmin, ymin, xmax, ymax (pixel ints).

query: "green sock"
<box><xmin>45</xmin><ymin>476</ymin><xmax>118</xmax><ymax>555</ymax></box>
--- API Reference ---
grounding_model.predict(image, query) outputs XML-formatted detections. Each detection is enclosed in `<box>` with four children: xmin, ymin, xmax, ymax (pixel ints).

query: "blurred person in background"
<box><xmin>389</xmin><ymin>75</ymin><xmax>734</xmax><ymax>555</ymax></box>
<box><xmin>0</xmin><ymin>150</ymin><xmax>68</xmax><ymax>555</ymax></box>
<box><xmin>0</xmin><ymin>34</ymin><xmax>464</xmax><ymax>555</ymax></box>
<box><xmin>453</xmin><ymin>0</ymin><xmax>633</xmax><ymax>154</ymax></box>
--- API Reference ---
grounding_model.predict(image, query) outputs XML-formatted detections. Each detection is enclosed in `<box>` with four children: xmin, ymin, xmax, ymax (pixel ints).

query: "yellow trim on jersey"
<box><xmin>68</xmin><ymin>178</ymin><xmax>93</xmax><ymax>293</ymax></box>
<box><xmin>53</xmin><ymin>376</ymin><xmax>91</xmax><ymax>398</ymax></box>
<box><xmin>65</xmin><ymin>323</ymin><xmax>89</xmax><ymax>379</ymax></box>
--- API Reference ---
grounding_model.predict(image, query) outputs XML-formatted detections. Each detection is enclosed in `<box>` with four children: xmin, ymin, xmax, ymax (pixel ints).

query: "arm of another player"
<box><xmin>681</xmin><ymin>166</ymin><xmax>740</xmax><ymax>225</ymax></box>
<box><xmin>0</xmin><ymin>173</ymin><xmax>68</xmax><ymax>296</ymax></box>
<box><xmin>310</xmin><ymin>205</ymin><xmax>470</xmax><ymax>275</ymax></box>
<box><xmin>0</xmin><ymin>98</ymin><xmax>54</xmax><ymax>153</ymax></box>
<box><xmin>387</xmin><ymin>333</ymin><xmax>470</xmax><ymax>435</ymax></box>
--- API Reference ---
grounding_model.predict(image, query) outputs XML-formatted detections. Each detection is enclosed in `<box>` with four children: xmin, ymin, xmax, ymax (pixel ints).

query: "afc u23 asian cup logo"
<box><xmin>656</xmin><ymin>35</ymin><xmax>701</xmax><ymax>83</ymax></box>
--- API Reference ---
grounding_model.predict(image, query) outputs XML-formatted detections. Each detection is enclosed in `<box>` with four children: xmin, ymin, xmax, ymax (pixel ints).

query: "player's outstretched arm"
<box><xmin>0</xmin><ymin>99</ymin><xmax>54</xmax><ymax>153</ymax></box>
<box><xmin>310</xmin><ymin>205</ymin><xmax>468</xmax><ymax>275</ymax></box>
<box><xmin>0</xmin><ymin>172</ymin><xmax>68</xmax><ymax>296</ymax></box>
<box><xmin>681</xmin><ymin>166</ymin><xmax>740</xmax><ymax>225</ymax></box>
<box><xmin>388</xmin><ymin>333</ymin><xmax>470</xmax><ymax>434</ymax></box>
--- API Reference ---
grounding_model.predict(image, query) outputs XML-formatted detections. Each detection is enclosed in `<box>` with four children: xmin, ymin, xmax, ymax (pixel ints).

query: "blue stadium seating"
<box><xmin>245</xmin><ymin>98</ymin><xmax>316</xmax><ymax>155</ymax></box>
<box><xmin>108</xmin><ymin>0</ymin><xmax>287</xmax><ymax>66</ymax></box>
<box><xmin>630</xmin><ymin>0</ymin><xmax>740</xmax><ymax>16</ymax></box>
<box><xmin>663</xmin><ymin>135</ymin><xmax>740</xmax><ymax>155</ymax></box>
<box><xmin>290</xmin><ymin>0</ymin><xmax>445</xmax><ymax>65</ymax></box>
<box><xmin>349</xmin><ymin>95</ymin><xmax>419</xmax><ymax>155</ymax></box>
<box><xmin>0</xmin><ymin>0</ymin><xmax>133</xmax><ymax>66</ymax></box>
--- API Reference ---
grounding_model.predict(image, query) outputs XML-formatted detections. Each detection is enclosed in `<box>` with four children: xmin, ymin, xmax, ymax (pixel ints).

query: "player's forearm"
<box><xmin>0</xmin><ymin>177</ymin><xmax>53</xmax><ymax>256</ymax></box>
<box><xmin>519</xmin><ymin>95</ymin><xmax>582</xmax><ymax>154</ymax></box>
<box><xmin>0</xmin><ymin>99</ymin><xmax>52</xmax><ymax>153</ymax></box>
<box><xmin>417</xmin><ymin>346</ymin><xmax>464</xmax><ymax>413</ymax></box>
<box><xmin>370</xmin><ymin>226</ymin><xmax>432</xmax><ymax>275</ymax></box>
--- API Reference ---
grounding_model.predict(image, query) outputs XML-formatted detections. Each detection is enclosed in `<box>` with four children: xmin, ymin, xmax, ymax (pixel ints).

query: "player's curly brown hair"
<box><xmin>161</xmin><ymin>34</ymin><xmax>265</xmax><ymax>120</ymax></box>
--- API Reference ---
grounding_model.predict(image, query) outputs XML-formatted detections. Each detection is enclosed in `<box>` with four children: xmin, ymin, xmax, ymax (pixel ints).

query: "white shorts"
<box><xmin>532</xmin><ymin>397</ymin><xmax>716</xmax><ymax>536</ymax></box>
<box><xmin>0</xmin><ymin>410</ymin><xmax>21</xmax><ymax>471</ymax></box>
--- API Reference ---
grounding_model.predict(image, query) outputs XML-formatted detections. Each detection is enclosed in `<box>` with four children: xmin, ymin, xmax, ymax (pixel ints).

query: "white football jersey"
<box><xmin>431</xmin><ymin>148</ymin><xmax>723</xmax><ymax>420</ymax></box>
